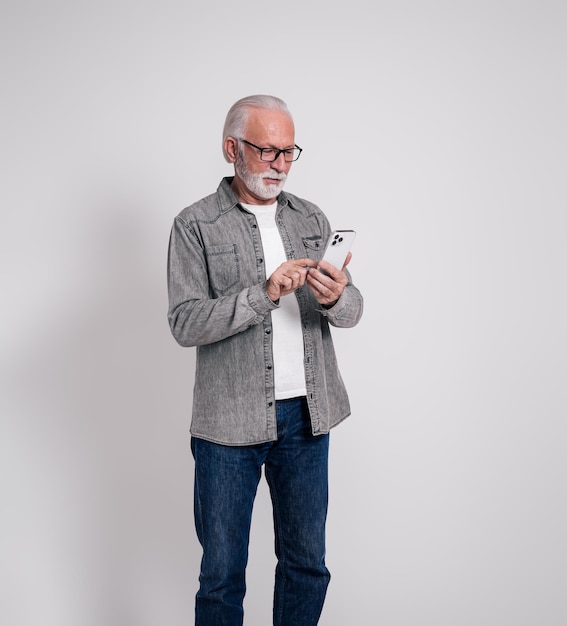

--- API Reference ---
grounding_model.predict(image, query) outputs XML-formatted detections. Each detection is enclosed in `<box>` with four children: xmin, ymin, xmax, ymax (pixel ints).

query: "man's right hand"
<box><xmin>266</xmin><ymin>258</ymin><xmax>318</xmax><ymax>303</ymax></box>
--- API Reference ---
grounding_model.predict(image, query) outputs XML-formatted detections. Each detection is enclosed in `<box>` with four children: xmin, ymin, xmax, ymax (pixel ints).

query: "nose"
<box><xmin>271</xmin><ymin>151</ymin><xmax>289</xmax><ymax>172</ymax></box>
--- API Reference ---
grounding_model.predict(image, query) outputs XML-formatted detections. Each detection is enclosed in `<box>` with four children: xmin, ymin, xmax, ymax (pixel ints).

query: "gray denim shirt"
<box><xmin>167</xmin><ymin>177</ymin><xmax>363</xmax><ymax>445</ymax></box>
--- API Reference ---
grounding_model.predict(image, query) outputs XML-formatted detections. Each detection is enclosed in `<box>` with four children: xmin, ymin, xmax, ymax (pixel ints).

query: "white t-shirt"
<box><xmin>242</xmin><ymin>202</ymin><xmax>307</xmax><ymax>399</ymax></box>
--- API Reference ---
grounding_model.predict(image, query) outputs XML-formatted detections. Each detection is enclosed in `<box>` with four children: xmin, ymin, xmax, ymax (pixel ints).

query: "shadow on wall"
<box><xmin>2</xmin><ymin>198</ymin><xmax>199</xmax><ymax>626</ymax></box>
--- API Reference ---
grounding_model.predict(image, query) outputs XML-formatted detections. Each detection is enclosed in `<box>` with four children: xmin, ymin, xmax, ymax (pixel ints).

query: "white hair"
<box><xmin>222</xmin><ymin>95</ymin><xmax>292</xmax><ymax>162</ymax></box>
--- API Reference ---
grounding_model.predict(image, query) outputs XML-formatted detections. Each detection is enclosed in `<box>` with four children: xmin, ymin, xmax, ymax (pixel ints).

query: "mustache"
<box><xmin>261</xmin><ymin>170</ymin><xmax>287</xmax><ymax>182</ymax></box>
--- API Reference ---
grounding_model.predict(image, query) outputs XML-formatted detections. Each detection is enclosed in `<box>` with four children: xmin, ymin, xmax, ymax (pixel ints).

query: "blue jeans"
<box><xmin>191</xmin><ymin>397</ymin><xmax>331</xmax><ymax>626</ymax></box>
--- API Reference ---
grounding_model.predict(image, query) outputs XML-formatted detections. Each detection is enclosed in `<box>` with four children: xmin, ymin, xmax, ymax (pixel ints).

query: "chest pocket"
<box><xmin>205</xmin><ymin>243</ymin><xmax>241</xmax><ymax>295</ymax></box>
<box><xmin>302</xmin><ymin>236</ymin><xmax>325</xmax><ymax>261</ymax></box>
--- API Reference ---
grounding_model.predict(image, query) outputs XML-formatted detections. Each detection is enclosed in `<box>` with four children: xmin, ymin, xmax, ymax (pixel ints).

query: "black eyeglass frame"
<box><xmin>239</xmin><ymin>138</ymin><xmax>303</xmax><ymax>162</ymax></box>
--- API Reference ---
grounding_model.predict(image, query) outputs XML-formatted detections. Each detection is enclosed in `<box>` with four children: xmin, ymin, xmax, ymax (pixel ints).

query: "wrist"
<box><xmin>265</xmin><ymin>283</ymin><xmax>280</xmax><ymax>305</ymax></box>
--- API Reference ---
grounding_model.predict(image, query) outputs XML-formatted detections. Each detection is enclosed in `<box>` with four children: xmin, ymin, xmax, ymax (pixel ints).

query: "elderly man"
<box><xmin>167</xmin><ymin>95</ymin><xmax>363</xmax><ymax>626</ymax></box>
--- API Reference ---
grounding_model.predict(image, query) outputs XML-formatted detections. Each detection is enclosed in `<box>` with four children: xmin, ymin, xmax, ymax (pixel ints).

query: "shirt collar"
<box><xmin>216</xmin><ymin>177</ymin><xmax>296</xmax><ymax>214</ymax></box>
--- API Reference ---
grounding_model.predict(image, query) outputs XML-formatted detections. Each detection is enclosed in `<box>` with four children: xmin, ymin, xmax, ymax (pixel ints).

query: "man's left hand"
<box><xmin>305</xmin><ymin>252</ymin><xmax>352</xmax><ymax>307</ymax></box>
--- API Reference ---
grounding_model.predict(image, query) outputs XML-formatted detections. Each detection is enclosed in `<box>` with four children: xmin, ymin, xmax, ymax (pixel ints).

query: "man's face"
<box><xmin>233</xmin><ymin>108</ymin><xmax>295</xmax><ymax>204</ymax></box>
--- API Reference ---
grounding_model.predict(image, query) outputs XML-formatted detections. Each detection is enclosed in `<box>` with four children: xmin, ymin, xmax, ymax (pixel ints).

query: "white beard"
<box><xmin>235</xmin><ymin>150</ymin><xmax>287</xmax><ymax>200</ymax></box>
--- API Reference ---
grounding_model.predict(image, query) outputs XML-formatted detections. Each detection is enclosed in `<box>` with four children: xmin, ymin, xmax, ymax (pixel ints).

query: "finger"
<box><xmin>288</xmin><ymin>268</ymin><xmax>302</xmax><ymax>279</ymax></box>
<box><xmin>292</xmin><ymin>258</ymin><xmax>318</xmax><ymax>270</ymax></box>
<box><xmin>316</xmin><ymin>259</ymin><xmax>340</xmax><ymax>278</ymax></box>
<box><xmin>307</xmin><ymin>272</ymin><xmax>344</xmax><ymax>300</ymax></box>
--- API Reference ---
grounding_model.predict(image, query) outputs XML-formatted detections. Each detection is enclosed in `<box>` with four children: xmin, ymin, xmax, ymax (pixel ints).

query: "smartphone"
<box><xmin>320</xmin><ymin>230</ymin><xmax>356</xmax><ymax>274</ymax></box>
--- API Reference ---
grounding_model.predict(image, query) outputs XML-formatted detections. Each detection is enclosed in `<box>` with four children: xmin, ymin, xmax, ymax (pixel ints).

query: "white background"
<box><xmin>1</xmin><ymin>1</ymin><xmax>566</xmax><ymax>625</ymax></box>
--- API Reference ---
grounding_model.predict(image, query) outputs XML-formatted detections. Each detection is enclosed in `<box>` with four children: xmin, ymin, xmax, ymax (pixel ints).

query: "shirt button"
<box><xmin>268</xmin><ymin>401</ymin><xmax>273</xmax><ymax>407</ymax></box>
<box><xmin>258</xmin><ymin>258</ymin><xmax>263</xmax><ymax>264</ymax></box>
<box><xmin>265</xmin><ymin>328</ymin><xmax>271</xmax><ymax>334</ymax></box>
<box><xmin>267</xmin><ymin>365</ymin><xmax>272</xmax><ymax>370</ymax></box>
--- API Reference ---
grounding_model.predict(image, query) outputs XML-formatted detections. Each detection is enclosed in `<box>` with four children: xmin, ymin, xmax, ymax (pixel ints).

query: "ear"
<box><xmin>225</xmin><ymin>137</ymin><xmax>238</xmax><ymax>163</ymax></box>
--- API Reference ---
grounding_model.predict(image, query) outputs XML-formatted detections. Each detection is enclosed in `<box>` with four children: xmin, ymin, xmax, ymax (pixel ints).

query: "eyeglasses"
<box><xmin>239</xmin><ymin>138</ymin><xmax>303</xmax><ymax>162</ymax></box>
